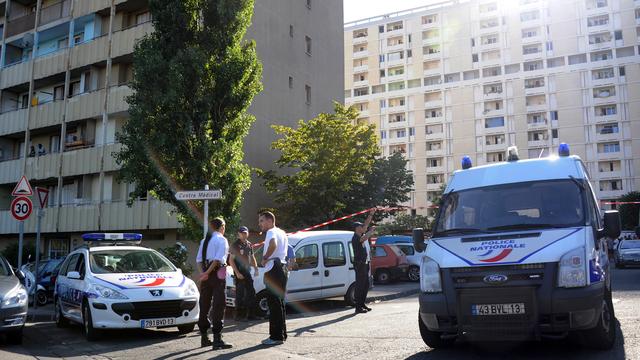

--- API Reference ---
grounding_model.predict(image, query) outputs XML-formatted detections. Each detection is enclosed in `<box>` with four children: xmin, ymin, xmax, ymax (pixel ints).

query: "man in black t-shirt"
<box><xmin>352</xmin><ymin>209</ymin><xmax>376</xmax><ymax>314</ymax></box>
<box><xmin>230</xmin><ymin>226</ymin><xmax>260</xmax><ymax>321</ymax></box>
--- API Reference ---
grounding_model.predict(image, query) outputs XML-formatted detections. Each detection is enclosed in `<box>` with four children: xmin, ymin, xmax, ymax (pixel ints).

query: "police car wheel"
<box><xmin>55</xmin><ymin>298</ymin><xmax>69</xmax><ymax>328</ymax></box>
<box><xmin>407</xmin><ymin>266</ymin><xmax>420</xmax><ymax>282</ymax></box>
<box><xmin>82</xmin><ymin>301</ymin><xmax>101</xmax><ymax>341</ymax></box>
<box><xmin>254</xmin><ymin>291</ymin><xmax>270</xmax><ymax>318</ymax></box>
<box><xmin>418</xmin><ymin>314</ymin><xmax>455</xmax><ymax>349</ymax></box>
<box><xmin>177</xmin><ymin>324</ymin><xmax>195</xmax><ymax>335</ymax></box>
<box><xmin>582</xmin><ymin>296</ymin><xmax>616</xmax><ymax>350</ymax></box>
<box><xmin>344</xmin><ymin>283</ymin><xmax>356</xmax><ymax>307</ymax></box>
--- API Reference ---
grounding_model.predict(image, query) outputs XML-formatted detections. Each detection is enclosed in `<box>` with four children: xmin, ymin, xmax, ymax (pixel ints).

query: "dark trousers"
<box><xmin>264</xmin><ymin>259</ymin><xmax>288</xmax><ymax>341</ymax></box>
<box><xmin>354</xmin><ymin>261</ymin><xmax>370</xmax><ymax>308</ymax></box>
<box><xmin>235</xmin><ymin>273</ymin><xmax>256</xmax><ymax>317</ymax></box>
<box><xmin>198</xmin><ymin>275</ymin><xmax>226</xmax><ymax>335</ymax></box>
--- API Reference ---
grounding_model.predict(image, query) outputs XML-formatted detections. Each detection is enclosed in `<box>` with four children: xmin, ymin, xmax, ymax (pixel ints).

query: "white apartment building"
<box><xmin>345</xmin><ymin>0</ymin><xmax>640</xmax><ymax>216</ymax></box>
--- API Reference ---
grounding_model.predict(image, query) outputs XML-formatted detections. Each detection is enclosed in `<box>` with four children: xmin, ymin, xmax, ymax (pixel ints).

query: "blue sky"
<box><xmin>344</xmin><ymin>0</ymin><xmax>437</xmax><ymax>23</ymax></box>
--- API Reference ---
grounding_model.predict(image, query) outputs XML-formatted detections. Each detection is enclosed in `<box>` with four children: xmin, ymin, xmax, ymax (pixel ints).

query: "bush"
<box><xmin>158</xmin><ymin>242</ymin><xmax>194</xmax><ymax>276</ymax></box>
<box><xmin>1</xmin><ymin>242</ymin><xmax>39</xmax><ymax>268</ymax></box>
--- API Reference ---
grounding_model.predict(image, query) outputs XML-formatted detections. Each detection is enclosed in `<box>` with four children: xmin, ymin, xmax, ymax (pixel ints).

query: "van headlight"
<box><xmin>420</xmin><ymin>257</ymin><xmax>442</xmax><ymax>293</ymax></box>
<box><xmin>92</xmin><ymin>284</ymin><xmax>128</xmax><ymax>299</ymax></box>
<box><xmin>2</xmin><ymin>287</ymin><xmax>28</xmax><ymax>308</ymax></box>
<box><xmin>558</xmin><ymin>247</ymin><xmax>587</xmax><ymax>288</ymax></box>
<box><xmin>182</xmin><ymin>281</ymin><xmax>198</xmax><ymax>297</ymax></box>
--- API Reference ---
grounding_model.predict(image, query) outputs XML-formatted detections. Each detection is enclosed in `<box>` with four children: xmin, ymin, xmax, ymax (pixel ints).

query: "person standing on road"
<box><xmin>196</xmin><ymin>217</ymin><xmax>233</xmax><ymax>350</ymax></box>
<box><xmin>229</xmin><ymin>226</ymin><xmax>260</xmax><ymax>321</ymax></box>
<box><xmin>258</xmin><ymin>211</ymin><xmax>289</xmax><ymax>346</ymax></box>
<box><xmin>352</xmin><ymin>209</ymin><xmax>376</xmax><ymax>314</ymax></box>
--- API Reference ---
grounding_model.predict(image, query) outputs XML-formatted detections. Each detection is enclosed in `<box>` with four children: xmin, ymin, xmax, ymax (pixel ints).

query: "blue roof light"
<box><xmin>558</xmin><ymin>143</ymin><xmax>570</xmax><ymax>157</ymax></box>
<box><xmin>82</xmin><ymin>233</ymin><xmax>143</xmax><ymax>241</ymax></box>
<box><xmin>461</xmin><ymin>156</ymin><xmax>473</xmax><ymax>170</ymax></box>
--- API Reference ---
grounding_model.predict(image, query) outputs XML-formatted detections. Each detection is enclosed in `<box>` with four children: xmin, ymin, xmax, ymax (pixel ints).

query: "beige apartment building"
<box><xmin>0</xmin><ymin>0</ymin><xmax>344</xmax><ymax>259</ymax></box>
<box><xmin>344</xmin><ymin>0</ymin><xmax>640</xmax><ymax>217</ymax></box>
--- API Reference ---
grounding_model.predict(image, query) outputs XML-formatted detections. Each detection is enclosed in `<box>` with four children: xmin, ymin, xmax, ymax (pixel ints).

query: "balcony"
<box><xmin>0</xmin><ymin>158</ymin><xmax>21</xmax><ymax>184</ymax></box>
<box><xmin>386</xmin><ymin>43</ymin><xmax>405</xmax><ymax>53</ymax></box>
<box><xmin>523</xmin><ymin>50</ymin><xmax>543</xmax><ymax>61</ymax></box>
<box><xmin>387</xmin><ymin>58</ymin><xmax>405</xmax><ymax>67</ymax></box>
<box><xmin>353</xmin><ymin>50</ymin><xmax>368</xmax><ymax>59</ymax></box>
<box><xmin>485</xmin><ymin>142</ymin><xmax>507</xmax><ymax>152</ymax></box>
<box><xmin>1</xmin><ymin>61</ymin><xmax>31</xmax><ymax>89</ymax></box>
<box><xmin>423</xmin><ymin>66</ymin><xmax>441</xmax><ymax>76</ymax></box>
<box><xmin>424</xmin><ymin>99</ymin><xmax>443</xmax><ymax>108</ymax></box>
<box><xmin>480</xmin><ymin>41</ymin><xmax>500</xmax><ymax>51</ymax></box>
<box><xmin>426</xmin><ymin>165</ymin><xmax>445</xmax><ymax>174</ymax></box>
<box><xmin>40</xmin><ymin>0</ymin><xmax>71</xmax><ymax>26</ymax></box>
<box><xmin>25</xmin><ymin>153</ymin><xmax>60</xmax><ymax>180</ymax></box>
<box><xmin>353</xmin><ymin>79</ymin><xmax>368</xmax><ymax>88</ymax></box>
<box><xmin>481</xmin><ymin>56</ymin><xmax>502</xmax><ymax>67</ymax></box>
<box><xmin>426</xmin><ymin>148</ymin><xmax>444</xmax><ymax>157</ymax></box>
<box><xmin>587</xmin><ymin>23</ymin><xmax>612</xmax><ymax>34</ymax></box>
<box><xmin>352</xmin><ymin>36</ymin><xmax>368</xmax><ymax>45</ymax></box>
<box><xmin>588</xmin><ymin>40</ymin><xmax>612</xmax><ymax>52</ymax></box>
<box><xmin>422</xmin><ymin>21</ymin><xmax>438</xmax><ymax>30</ymax></box>
<box><xmin>387</xmin><ymin>119</ymin><xmax>408</xmax><ymax>129</ymax></box>
<box><xmin>353</xmin><ymin>64</ymin><xmax>368</xmax><ymax>74</ymax></box>
<box><xmin>586</xmin><ymin>5</ymin><xmax>610</xmax><ymax>17</ymax></box>
<box><xmin>0</xmin><ymin>108</ymin><xmax>27</xmax><ymax>136</ymax></box>
<box><xmin>593</xmin><ymin>95</ymin><xmax>616</xmax><ymax>105</ymax></box>
<box><xmin>483</xmin><ymin>92</ymin><xmax>503</xmax><ymax>100</ymax></box>
<box><xmin>526</xmin><ymin>103</ymin><xmax>547</xmax><ymax>112</ymax></box>
<box><xmin>68</xmin><ymin>89</ymin><xmax>105</xmax><ymax>122</ymax></box>
<box><xmin>32</xmin><ymin>99</ymin><xmax>64</xmax><ymax>129</ymax></box>
<box><xmin>522</xmin><ymin>35</ymin><xmax>543</xmax><ymax>44</ymax></box>
<box><xmin>425</xmin><ymin>132</ymin><xmax>444</xmax><ymax>141</ymax></box>
<box><xmin>6</xmin><ymin>13</ymin><xmax>35</xmax><ymax>38</ymax></box>
<box><xmin>596</xmin><ymin>151</ymin><xmax>621</xmax><ymax>160</ymax></box>
<box><xmin>525</xmin><ymin>85</ymin><xmax>545</xmax><ymax>95</ymax></box>
<box><xmin>595</xmin><ymin>131</ymin><xmax>620</xmax><ymax>142</ymax></box>
<box><xmin>385</xmin><ymin>74</ymin><xmax>404</xmax><ymax>83</ymax></box>
<box><xmin>111</xmin><ymin>21</ymin><xmax>153</xmax><ymax>58</ymax></box>
<box><xmin>483</xmin><ymin>108</ymin><xmax>504</xmax><ymax>117</ymax></box>
<box><xmin>58</xmin><ymin>204</ymin><xmax>99</xmax><ymax>232</ymax></box>
<box><xmin>103</xmin><ymin>143</ymin><xmax>123</xmax><ymax>171</ymax></box>
<box><xmin>594</xmin><ymin>113</ymin><xmax>619</xmax><ymax>123</ymax></box>
<box><xmin>422</xmin><ymin>51</ymin><xmax>441</xmax><ymax>60</ymax></box>
<box><xmin>388</xmin><ymin>136</ymin><xmax>408</xmax><ymax>145</ymax></box>
<box><xmin>591</xmin><ymin>75</ymin><xmax>615</xmax><ymax>87</ymax></box>
<box><xmin>528</xmin><ymin>139</ymin><xmax>549</xmax><ymax>147</ymax></box>
<box><xmin>75</xmin><ymin>0</ymin><xmax>111</xmax><ymax>17</ymax></box>
<box><xmin>422</xmin><ymin>36</ymin><xmax>440</xmax><ymax>46</ymax></box>
<box><xmin>426</xmin><ymin>182</ymin><xmax>444</xmax><ymax>191</ymax></box>
<box><xmin>34</xmin><ymin>48</ymin><xmax>68</xmax><ymax>80</ymax></box>
<box><xmin>70</xmin><ymin>35</ymin><xmax>109</xmax><ymax>69</ymax></box>
<box><xmin>385</xmin><ymin>28</ymin><xmax>404</xmax><ymax>38</ymax></box>
<box><xmin>484</xmin><ymin>125</ymin><xmax>505</xmax><ymax>134</ymax></box>
<box><xmin>62</xmin><ymin>145</ymin><xmax>100</xmax><ymax>176</ymax></box>
<box><xmin>388</xmin><ymin>104</ymin><xmax>407</xmax><ymax>113</ymax></box>
<box><xmin>527</xmin><ymin>121</ymin><xmax>548</xmax><ymax>129</ymax></box>
<box><xmin>100</xmin><ymin>199</ymin><xmax>180</xmax><ymax>231</ymax></box>
<box><xmin>479</xmin><ymin>25</ymin><xmax>501</xmax><ymax>36</ymax></box>
<box><xmin>599</xmin><ymin>189</ymin><xmax>625</xmax><ymax>199</ymax></box>
<box><xmin>598</xmin><ymin>170</ymin><xmax>622</xmax><ymax>180</ymax></box>
<box><xmin>357</xmin><ymin>109</ymin><xmax>369</xmax><ymax>117</ymax></box>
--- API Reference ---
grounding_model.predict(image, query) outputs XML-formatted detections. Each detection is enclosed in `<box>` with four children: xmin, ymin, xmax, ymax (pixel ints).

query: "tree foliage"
<box><xmin>376</xmin><ymin>213</ymin><xmax>431</xmax><ymax>235</ymax></box>
<box><xmin>115</xmin><ymin>0</ymin><xmax>262</xmax><ymax>238</ymax></box>
<box><xmin>618</xmin><ymin>191</ymin><xmax>640</xmax><ymax>230</ymax></box>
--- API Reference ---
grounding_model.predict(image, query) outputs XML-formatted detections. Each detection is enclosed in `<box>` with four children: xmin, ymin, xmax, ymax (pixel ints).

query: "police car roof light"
<box><xmin>558</xmin><ymin>143</ymin><xmax>570</xmax><ymax>157</ymax></box>
<box><xmin>507</xmin><ymin>146</ymin><xmax>519</xmax><ymax>162</ymax></box>
<box><xmin>461</xmin><ymin>156</ymin><xmax>473</xmax><ymax>170</ymax></box>
<box><xmin>82</xmin><ymin>233</ymin><xmax>142</xmax><ymax>246</ymax></box>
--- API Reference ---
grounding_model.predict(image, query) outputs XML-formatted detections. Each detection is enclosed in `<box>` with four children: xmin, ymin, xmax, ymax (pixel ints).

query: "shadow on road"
<box><xmin>291</xmin><ymin>312</ymin><xmax>357</xmax><ymax>337</ymax></box>
<box><xmin>611</xmin><ymin>268</ymin><xmax>640</xmax><ymax>292</ymax></box>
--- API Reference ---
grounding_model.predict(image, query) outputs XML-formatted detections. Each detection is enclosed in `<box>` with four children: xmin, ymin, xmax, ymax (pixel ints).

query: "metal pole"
<box><xmin>18</xmin><ymin>221</ymin><xmax>24</xmax><ymax>268</ymax></box>
<box><xmin>203</xmin><ymin>184</ymin><xmax>209</xmax><ymax>239</ymax></box>
<box><xmin>34</xmin><ymin>209</ymin><xmax>43</xmax><ymax>310</ymax></box>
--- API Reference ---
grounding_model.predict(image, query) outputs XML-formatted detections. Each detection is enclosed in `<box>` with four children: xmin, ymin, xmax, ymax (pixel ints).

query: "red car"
<box><xmin>371</xmin><ymin>244</ymin><xmax>409</xmax><ymax>284</ymax></box>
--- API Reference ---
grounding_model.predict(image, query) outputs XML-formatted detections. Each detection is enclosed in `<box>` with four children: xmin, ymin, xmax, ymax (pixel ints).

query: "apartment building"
<box><xmin>0</xmin><ymin>0</ymin><xmax>343</xmax><ymax>259</ymax></box>
<box><xmin>345</xmin><ymin>0</ymin><xmax>640</xmax><ymax>216</ymax></box>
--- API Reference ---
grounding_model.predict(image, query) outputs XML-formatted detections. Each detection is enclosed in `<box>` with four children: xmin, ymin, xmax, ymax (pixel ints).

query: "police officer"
<box><xmin>352</xmin><ymin>209</ymin><xmax>376</xmax><ymax>314</ymax></box>
<box><xmin>229</xmin><ymin>226</ymin><xmax>260</xmax><ymax>321</ymax></box>
<box><xmin>196</xmin><ymin>217</ymin><xmax>232</xmax><ymax>350</ymax></box>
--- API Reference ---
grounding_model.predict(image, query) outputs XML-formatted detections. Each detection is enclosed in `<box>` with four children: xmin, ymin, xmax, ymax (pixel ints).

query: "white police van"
<box><xmin>54</xmin><ymin>233</ymin><xmax>200</xmax><ymax>341</ymax></box>
<box><xmin>417</xmin><ymin>145</ymin><xmax>621</xmax><ymax>349</ymax></box>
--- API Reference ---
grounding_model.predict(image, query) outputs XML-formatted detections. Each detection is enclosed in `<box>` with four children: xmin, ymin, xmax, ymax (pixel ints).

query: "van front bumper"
<box><xmin>419</xmin><ymin>263</ymin><xmax>605</xmax><ymax>341</ymax></box>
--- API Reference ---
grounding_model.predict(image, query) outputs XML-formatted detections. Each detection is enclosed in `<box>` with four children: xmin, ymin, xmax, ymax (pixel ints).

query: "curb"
<box><xmin>366</xmin><ymin>288</ymin><xmax>420</xmax><ymax>303</ymax></box>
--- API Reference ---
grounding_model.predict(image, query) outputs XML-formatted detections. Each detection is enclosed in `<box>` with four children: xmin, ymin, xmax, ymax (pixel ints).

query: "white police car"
<box><xmin>53</xmin><ymin>233</ymin><xmax>199</xmax><ymax>341</ymax></box>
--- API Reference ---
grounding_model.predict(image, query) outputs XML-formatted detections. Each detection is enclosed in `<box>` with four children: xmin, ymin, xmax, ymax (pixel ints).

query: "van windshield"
<box><xmin>433</xmin><ymin>179</ymin><xmax>586</xmax><ymax>237</ymax></box>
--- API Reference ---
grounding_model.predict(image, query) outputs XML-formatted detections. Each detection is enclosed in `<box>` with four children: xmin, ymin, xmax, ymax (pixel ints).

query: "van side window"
<box><xmin>322</xmin><ymin>242</ymin><xmax>346</xmax><ymax>267</ymax></box>
<box><xmin>295</xmin><ymin>244</ymin><xmax>318</xmax><ymax>270</ymax></box>
<box><xmin>585</xmin><ymin>182</ymin><xmax>602</xmax><ymax>229</ymax></box>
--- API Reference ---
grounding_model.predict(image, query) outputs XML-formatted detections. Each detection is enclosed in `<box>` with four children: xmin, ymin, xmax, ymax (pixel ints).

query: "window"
<box><xmin>380</xmin><ymin>99</ymin><xmax>386</xmax><ymax>108</ymax></box>
<box><xmin>373</xmin><ymin>247</ymin><xmax>388</xmax><ymax>257</ymax></box>
<box><xmin>73</xmin><ymin>33</ymin><xmax>84</xmax><ymax>45</ymax></box>
<box><xmin>295</xmin><ymin>244</ymin><xmax>318</xmax><ymax>270</ymax></box>
<box><xmin>306</xmin><ymin>0</ymin><xmax>311</xmax><ymax>9</ymax></box>
<box><xmin>380</xmin><ymin>130</ymin><xmax>387</xmax><ymax>139</ymax></box>
<box><xmin>552</xmin><ymin>129</ymin><xmax>558</xmax><ymax>139</ymax></box>
<box><xmin>546</xmin><ymin>41</ymin><xmax>553</xmax><ymax>51</ymax></box>
<box><xmin>77</xmin><ymin>254</ymin><xmax>86</xmax><ymax>278</ymax></box>
<box><xmin>54</xmin><ymin>85</ymin><xmax>65</xmax><ymax>101</ymax></box>
<box><xmin>60</xmin><ymin>254</ymin><xmax>79</xmax><ymax>277</ymax></box>
<box><xmin>135</xmin><ymin>11</ymin><xmax>151</xmax><ymax>25</ymax></box>
<box><xmin>396</xmin><ymin>129</ymin><xmax>406</xmax><ymax>138</ymax></box>
<box><xmin>550</xmin><ymin>111</ymin><xmax>558</xmax><ymax>120</ymax></box>
<box><xmin>305</xmin><ymin>36</ymin><xmax>312</xmax><ymax>55</ymax></box>
<box><xmin>472</xmin><ymin>54</ymin><xmax>478</xmax><ymax>62</ymax></box>
<box><xmin>409</xmin><ymin>127</ymin><xmax>415</xmax><ymax>136</ymax></box>
<box><xmin>602</xmin><ymin>143</ymin><xmax>620</xmax><ymax>153</ymax></box>
<box><xmin>379</xmin><ymin>25</ymin><xmax>384</xmax><ymax>33</ymax></box>
<box><xmin>289</xmin><ymin>25</ymin><xmax>294</xmax><ymax>37</ymax></box>
<box><xmin>614</xmin><ymin>30</ymin><xmax>622</xmax><ymax>40</ymax></box>
<box><xmin>520</xmin><ymin>10</ymin><xmax>540</xmax><ymax>21</ymax></box>
<box><xmin>396</xmin><ymin>245</ymin><xmax>415</xmax><ymax>256</ymax></box>
<box><xmin>305</xmin><ymin>85</ymin><xmax>311</xmax><ymax>104</ymax></box>
<box><xmin>485</xmin><ymin>117</ymin><xmax>505</xmax><ymax>128</ymax></box>
<box><xmin>288</xmin><ymin>76</ymin><xmax>294</xmax><ymax>89</ymax></box>
<box><xmin>407</xmin><ymin>49</ymin><xmax>412</xmax><ymax>58</ymax></box>
<box><xmin>50</xmin><ymin>135</ymin><xmax>60</xmax><ymax>153</ymax></box>
<box><xmin>619</xmin><ymin>66</ymin><xmax>625</xmax><ymax>76</ymax></box>
<box><xmin>323</xmin><ymin>242</ymin><xmax>346</xmax><ymax>267</ymax></box>
<box><xmin>471</xmin><ymin>38</ymin><xmax>475</xmax><ymax>47</ymax></box>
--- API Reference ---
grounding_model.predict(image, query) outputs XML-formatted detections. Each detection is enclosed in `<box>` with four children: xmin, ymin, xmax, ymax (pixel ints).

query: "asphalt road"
<box><xmin>1</xmin><ymin>268</ymin><xmax>639</xmax><ymax>359</ymax></box>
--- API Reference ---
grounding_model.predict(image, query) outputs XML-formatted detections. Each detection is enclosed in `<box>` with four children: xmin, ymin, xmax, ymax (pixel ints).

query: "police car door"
<box><xmin>286</xmin><ymin>241</ymin><xmax>322</xmax><ymax>301</ymax></box>
<box><xmin>57</xmin><ymin>254</ymin><xmax>79</xmax><ymax>318</ymax></box>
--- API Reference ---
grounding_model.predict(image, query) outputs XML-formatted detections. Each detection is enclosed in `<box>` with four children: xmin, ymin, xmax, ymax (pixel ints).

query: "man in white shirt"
<box><xmin>258</xmin><ymin>211</ymin><xmax>289</xmax><ymax>345</ymax></box>
<box><xmin>196</xmin><ymin>217</ymin><xmax>232</xmax><ymax>350</ymax></box>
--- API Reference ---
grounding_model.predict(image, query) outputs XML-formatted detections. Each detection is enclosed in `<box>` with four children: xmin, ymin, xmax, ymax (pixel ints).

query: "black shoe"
<box><xmin>201</xmin><ymin>334</ymin><xmax>212</xmax><ymax>347</ymax></box>
<box><xmin>355</xmin><ymin>307</ymin><xmax>368</xmax><ymax>314</ymax></box>
<box><xmin>363</xmin><ymin>305</ymin><xmax>372</xmax><ymax>311</ymax></box>
<box><xmin>212</xmin><ymin>335</ymin><xmax>233</xmax><ymax>350</ymax></box>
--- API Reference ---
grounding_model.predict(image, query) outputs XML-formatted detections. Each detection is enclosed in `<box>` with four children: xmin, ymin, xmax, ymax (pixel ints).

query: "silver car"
<box><xmin>0</xmin><ymin>255</ymin><xmax>28</xmax><ymax>344</ymax></box>
<box><xmin>616</xmin><ymin>240</ymin><xmax>640</xmax><ymax>268</ymax></box>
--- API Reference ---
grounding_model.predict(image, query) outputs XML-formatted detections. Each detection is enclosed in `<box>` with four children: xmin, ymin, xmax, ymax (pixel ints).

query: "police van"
<box><xmin>416</xmin><ymin>144</ymin><xmax>621</xmax><ymax>349</ymax></box>
<box><xmin>54</xmin><ymin>233</ymin><xmax>200</xmax><ymax>341</ymax></box>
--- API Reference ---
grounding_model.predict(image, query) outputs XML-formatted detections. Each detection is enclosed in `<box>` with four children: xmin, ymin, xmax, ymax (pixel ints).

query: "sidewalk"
<box><xmin>366</xmin><ymin>281</ymin><xmax>420</xmax><ymax>303</ymax></box>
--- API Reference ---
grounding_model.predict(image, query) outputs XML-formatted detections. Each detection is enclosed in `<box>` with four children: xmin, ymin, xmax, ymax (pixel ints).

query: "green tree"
<box><xmin>1</xmin><ymin>242</ymin><xmax>38</xmax><ymax>268</ymax></box>
<box><xmin>376</xmin><ymin>213</ymin><xmax>431</xmax><ymax>235</ymax></box>
<box><xmin>258</xmin><ymin>104</ymin><xmax>380</xmax><ymax>228</ymax></box>
<box><xmin>115</xmin><ymin>0</ymin><xmax>262</xmax><ymax>237</ymax></box>
<box><xmin>618</xmin><ymin>191</ymin><xmax>640</xmax><ymax>230</ymax></box>
<box><xmin>157</xmin><ymin>242</ymin><xmax>194</xmax><ymax>276</ymax></box>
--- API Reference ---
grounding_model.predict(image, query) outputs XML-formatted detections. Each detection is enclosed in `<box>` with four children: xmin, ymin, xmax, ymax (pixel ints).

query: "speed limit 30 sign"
<box><xmin>11</xmin><ymin>196</ymin><xmax>33</xmax><ymax>221</ymax></box>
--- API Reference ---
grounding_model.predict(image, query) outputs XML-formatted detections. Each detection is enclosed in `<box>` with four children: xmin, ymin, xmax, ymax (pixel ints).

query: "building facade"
<box><xmin>344</xmin><ymin>0</ymin><xmax>640</xmax><ymax>217</ymax></box>
<box><xmin>0</xmin><ymin>0</ymin><xmax>343</xmax><ymax>260</ymax></box>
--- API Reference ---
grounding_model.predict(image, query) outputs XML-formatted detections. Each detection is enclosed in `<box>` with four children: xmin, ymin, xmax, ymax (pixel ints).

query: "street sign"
<box><xmin>175</xmin><ymin>190</ymin><xmax>222</xmax><ymax>201</ymax></box>
<box><xmin>11</xmin><ymin>196</ymin><xmax>33</xmax><ymax>221</ymax></box>
<box><xmin>36</xmin><ymin>187</ymin><xmax>49</xmax><ymax>209</ymax></box>
<box><xmin>12</xmin><ymin>176</ymin><xmax>33</xmax><ymax>196</ymax></box>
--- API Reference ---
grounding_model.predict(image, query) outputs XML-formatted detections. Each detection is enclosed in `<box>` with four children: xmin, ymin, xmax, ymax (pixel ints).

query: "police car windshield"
<box><xmin>89</xmin><ymin>249</ymin><xmax>176</xmax><ymax>274</ymax></box>
<box><xmin>434</xmin><ymin>179</ymin><xmax>586</xmax><ymax>237</ymax></box>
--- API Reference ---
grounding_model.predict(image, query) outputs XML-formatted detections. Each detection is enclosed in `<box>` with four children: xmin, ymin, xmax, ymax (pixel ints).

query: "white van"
<box><xmin>416</xmin><ymin>145</ymin><xmax>621</xmax><ymax>349</ymax></box>
<box><xmin>226</xmin><ymin>231</ymin><xmax>357</xmax><ymax>315</ymax></box>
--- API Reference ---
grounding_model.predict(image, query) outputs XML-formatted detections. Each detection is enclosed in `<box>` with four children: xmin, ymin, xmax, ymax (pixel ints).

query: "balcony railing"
<box><xmin>40</xmin><ymin>0</ymin><xmax>71</xmax><ymax>26</ymax></box>
<box><xmin>6</xmin><ymin>12</ymin><xmax>35</xmax><ymax>38</ymax></box>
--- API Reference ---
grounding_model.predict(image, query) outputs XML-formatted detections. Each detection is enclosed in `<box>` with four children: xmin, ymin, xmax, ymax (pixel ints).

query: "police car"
<box><xmin>53</xmin><ymin>233</ymin><xmax>199</xmax><ymax>341</ymax></box>
<box><xmin>417</xmin><ymin>144</ymin><xmax>621</xmax><ymax>350</ymax></box>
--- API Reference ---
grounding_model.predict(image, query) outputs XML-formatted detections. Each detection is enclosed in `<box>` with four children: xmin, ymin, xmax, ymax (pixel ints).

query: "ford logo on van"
<box><xmin>483</xmin><ymin>274</ymin><xmax>508</xmax><ymax>285</ymax></box>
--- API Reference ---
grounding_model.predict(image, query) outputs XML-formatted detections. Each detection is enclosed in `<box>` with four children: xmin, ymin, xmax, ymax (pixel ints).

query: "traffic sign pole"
<box><xmin>34</xmin><ymin>208</ymin><xmax>43</xmax><ymax>310</ymax></box>
<box><xmin>203</xmin><ymin>184</ymin><xmax>209</xmax><ymax>239</ymax></box>
<box><xmin>17</xmin><ymin>221</ymin><xmax>24</xmax><ymax>269</ymax></box>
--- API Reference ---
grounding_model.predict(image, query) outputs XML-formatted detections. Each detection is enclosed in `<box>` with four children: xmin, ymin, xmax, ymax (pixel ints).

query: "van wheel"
<box><xmin>376</xmin><ymin>269</ymin><xmax>391</xmax><ymax>284</ymax></box>
<box><xmin>408</xmin><ymin>266</ymin><xmax>420</xmax><ymax>282</ymax></box>
<box><xmin>82</xmin><ymin>301</ymin><xmax>100</xmax><ymax>341</ymax></box>
<box><xmin>419</xmin><ymin>314</ymin><xmax>455</xmax><ymax>349</ymax></box>
<box><xmin>254</xmin><ymin>291</ymin><xmax>270</xmax><ymax>318</ymax></box>
<box><xmin>581</xmin><ymin>296</ymin><xmax>616</xmax><ymax>350</ymax></box>
<box><xmin>344</xmin><ymin>283</ymin><xmax>356</xmax><ymax>306</ymax></box>
<box><xmin>55</xmin><ymin>298</ymin><xmax>68</xmax><ymax>328</ymax></box>
<box><xmin>177</xmin><ymin>324</ymin><xmax>195</xmax><ymax>335</ymax></box>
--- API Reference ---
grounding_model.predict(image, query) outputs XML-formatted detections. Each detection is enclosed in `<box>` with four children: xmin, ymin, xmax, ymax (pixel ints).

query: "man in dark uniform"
<box><xmin>196</xmin><ymin>218</ymin><xmax>232</xmax><ymax>350</ymax></box>
<box><xmin>230</xmin><ymin>226</ymin><xmax>260</xmax><ymax>321</ymax></box>
<box><xmin>352</xmin><ymin>209</ymin><xmax>376</xmax><ymax>314</ymax></box>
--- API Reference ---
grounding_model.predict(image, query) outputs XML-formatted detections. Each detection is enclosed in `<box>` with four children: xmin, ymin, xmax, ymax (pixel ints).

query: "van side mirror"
<box><xmin>413</xmin><ymin>228</ymin><xmax>427</xmax><ymax>253</ymax></box>
<box><xmin>67</xmin><ymin>271</ymin><xmax>81</xmax><ymax>280</ymax></box>
<box><xmin>602</xmin><ymin>210</ymin><xmax>621</xmax><ymax>240</ymax></box>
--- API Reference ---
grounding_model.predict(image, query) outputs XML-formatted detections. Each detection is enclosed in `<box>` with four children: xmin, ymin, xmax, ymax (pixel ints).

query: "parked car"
<box><xmin>226</xmin><ymin>231</ymin><xmax>357</xmax><ymax>317</ymax></box>
<box><xmin>0</xmin><ymin>255</ymin><xmax>28</xmax><ymax>344</ymax></box>
<box><xmin>371</xmin><ymin>244</ymin><xmax>409</xmax><ymax>284</ymax></box>
<box><xmin>23</xmin><ymin>258</ymin><xmax>65</xmax><ymax>306</ymax></box>
<box><xmin>615</xmin><ymin>240</ymin><xmax>640</xmax><ymax>268</ymax></box>
<box><xmin>374</xmin><ymin>235</ymin><xmax>412</xmax><ymax>246</ymax></box>
<box><xmin>393</xmin><ymin>242</ymin><xmax>425</xmax><ymax>281</ymax></box>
